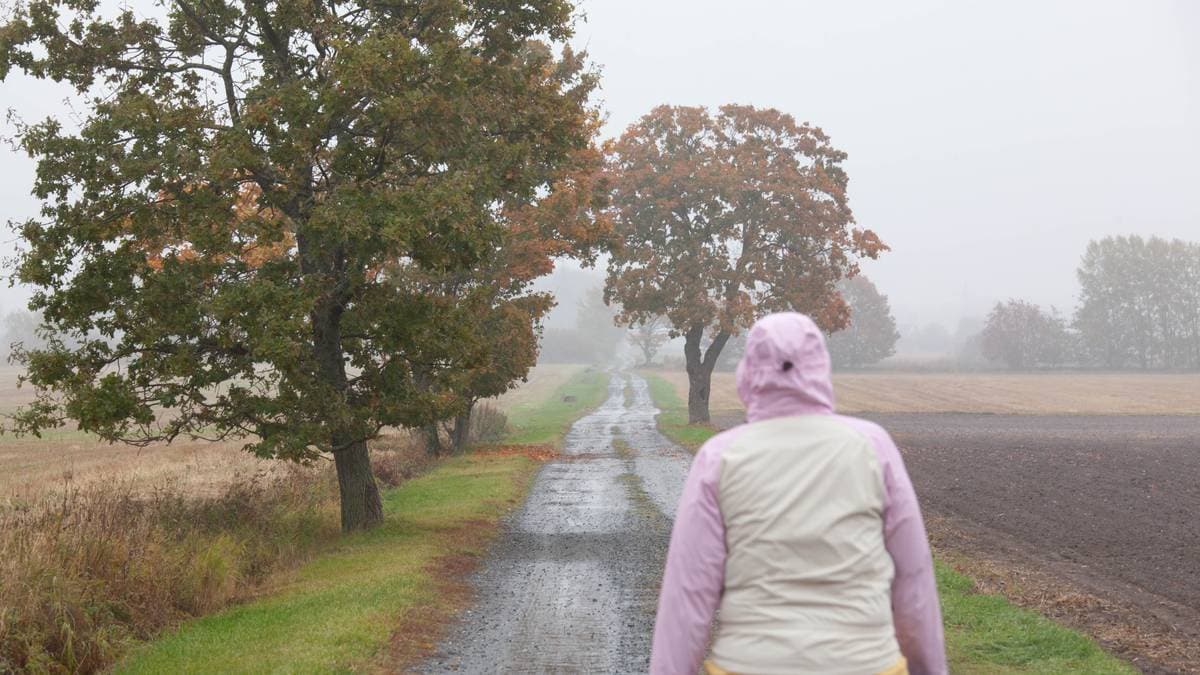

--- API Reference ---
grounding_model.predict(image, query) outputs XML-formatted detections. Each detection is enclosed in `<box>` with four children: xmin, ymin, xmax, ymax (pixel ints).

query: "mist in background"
<box><xmin>3</xmin><ymin>0</ymin><xmax>1197</xmax><ymax>354</ymax></box>
<box><xmin>561</xmin><ymin>0</ymin><xmax>1199</xmax><ymax>347</ymax></box>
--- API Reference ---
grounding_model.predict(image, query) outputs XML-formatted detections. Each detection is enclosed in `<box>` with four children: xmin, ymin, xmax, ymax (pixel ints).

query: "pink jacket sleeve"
<box><xmin>844</xmin><ymin>417</ymin><xmax>948</xmax><ymax>675</ymax></box>
<box><xmin>649</xmin><ymin>432</ymin><xmax>734</xmax><ymax>675</ymax></box>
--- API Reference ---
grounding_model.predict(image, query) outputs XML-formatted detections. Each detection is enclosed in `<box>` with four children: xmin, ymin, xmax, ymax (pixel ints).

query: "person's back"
<box><xmin>650</xmin><ymin>313</ymin><xmax>947</xmax><ymax>675</ymax></box>
<box><xmin>714</xmin><ymin>415</ymin><xmax>898</xmax><ymax>671</ymax></box>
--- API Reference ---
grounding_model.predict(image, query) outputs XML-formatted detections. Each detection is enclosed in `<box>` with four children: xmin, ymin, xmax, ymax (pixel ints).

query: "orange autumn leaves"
<box><xmin>604</xmin><ymin>104</ymin><xmax>887</xmax><ymax>338</ymax></box>
<box><xmin>140</xmin><ymin>182</ymin><xmax>294</xmax><ymax>272</ymax></box>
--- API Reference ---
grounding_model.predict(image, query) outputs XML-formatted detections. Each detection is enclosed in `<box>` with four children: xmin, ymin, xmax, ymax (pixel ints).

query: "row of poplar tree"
<box><xmin>982</xmin><ymin>235</ymin><xmax>1200</xmax><ymax>370</ymax></box>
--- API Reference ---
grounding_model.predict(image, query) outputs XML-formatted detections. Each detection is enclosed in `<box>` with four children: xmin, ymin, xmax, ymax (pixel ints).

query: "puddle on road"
<box><xmin>419</xmin><ymin>372</ymin><xmax>693</xmax><ymax>674</ymax></box>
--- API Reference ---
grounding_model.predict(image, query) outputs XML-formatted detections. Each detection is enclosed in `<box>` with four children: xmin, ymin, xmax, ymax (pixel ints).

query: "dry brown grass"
<box><xmin>0</xmin><ymin>465</ymin><xmax>336</xmax><ymax>672</ymax></box>
<box><xmin>487</xmin><ymin>363</ymin><xmax>587</xmax><ymax>413</ymax></box>
<box><xmin>0</xmin><ymin>365</ymin><xmax>576</xmax><ymax>500</ymax></box>
<box><xmin>0</xmin><ymin>438</ymin><xmax>428</xmax><ymax>673</ymax></box>
<box><xmin>647</xmin><ymin>369</ymin><xmax>1200</xmax><ymax>416</ymax></box>
<box><xmin>0</xmin><ymin>436</ymin><xmax>280</xmax><ymax>502</ymax></box>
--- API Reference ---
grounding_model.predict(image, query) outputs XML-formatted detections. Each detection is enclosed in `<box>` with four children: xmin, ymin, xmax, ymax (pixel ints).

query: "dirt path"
<box><xmin>418</xmin><ymin>373</ymin><xmax>690</xmax><ymax>673</ymax></box>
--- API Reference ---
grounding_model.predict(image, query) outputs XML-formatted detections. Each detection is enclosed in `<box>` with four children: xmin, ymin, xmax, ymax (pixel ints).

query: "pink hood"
<box><xmin>735</xmin><ymin>312</ymin><xmax>836</xmax><ymax>422</ymax></box>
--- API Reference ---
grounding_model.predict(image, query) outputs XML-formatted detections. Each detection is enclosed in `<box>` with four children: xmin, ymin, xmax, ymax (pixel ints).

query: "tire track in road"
<box><xmin>418</xmin><ymin>372</ymin><xmax>692</xmax><ymax>674</ymax></box>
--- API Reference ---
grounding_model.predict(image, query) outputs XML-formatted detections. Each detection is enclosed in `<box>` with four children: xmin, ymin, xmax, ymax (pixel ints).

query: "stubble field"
<box><xmin>649</xmin><ymin>369</ymin><xmax>1200</xmax><ymax>417</ymax></box>
<box><xmin>0</xmin><ymin>363</ymin><xmax>586</xmax><ymax>500</ymax></box>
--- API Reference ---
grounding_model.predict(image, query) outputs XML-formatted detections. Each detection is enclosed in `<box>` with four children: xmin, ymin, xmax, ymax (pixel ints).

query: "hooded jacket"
<box><xmin>650</xmin><ymin>313</ymin><xmax>947</xmax><ymax>675</ymax></box>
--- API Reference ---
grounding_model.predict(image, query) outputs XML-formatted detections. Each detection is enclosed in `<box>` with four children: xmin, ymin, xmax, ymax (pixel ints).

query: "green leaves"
<box><xmin>2</xmin><ymin>0</ymin><xmax>603</xmax><ymax>471</ymax></box>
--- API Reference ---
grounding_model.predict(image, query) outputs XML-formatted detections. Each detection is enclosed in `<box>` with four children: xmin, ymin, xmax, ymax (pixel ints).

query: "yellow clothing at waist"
<box><xmin>704</xmin><ymin>654</ymin><xmax>908</xmax><ymax>675</ymax></box>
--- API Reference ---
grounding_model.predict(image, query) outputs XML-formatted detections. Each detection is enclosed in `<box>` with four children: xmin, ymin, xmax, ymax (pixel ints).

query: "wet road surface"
<box><xmin>419</xmin><ymin>373</ymin><xmax>692</xmax><ymax>674</ymax></box>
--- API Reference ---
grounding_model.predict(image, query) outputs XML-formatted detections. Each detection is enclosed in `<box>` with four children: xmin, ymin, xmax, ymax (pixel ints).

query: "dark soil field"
<box><xmin>880</xmin><ymin>413</ymin><xmax>1200</xmax><ymax>673</ymax></box>
<box><xmin>712</xmin><ymin>412</ymin><xmax>1200</xmax><ymax>672</ymax></box>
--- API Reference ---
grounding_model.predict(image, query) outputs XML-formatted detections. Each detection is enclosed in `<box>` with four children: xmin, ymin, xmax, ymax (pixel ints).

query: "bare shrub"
<box><xmin>469</xmin><ymin>403</ymin><xmax>509</xmax><ymax>444</ymax></box>
<box><xmin>369</xmin><ymin>433</ymin><xmax>430</xmax><ymax>488</ymax></box>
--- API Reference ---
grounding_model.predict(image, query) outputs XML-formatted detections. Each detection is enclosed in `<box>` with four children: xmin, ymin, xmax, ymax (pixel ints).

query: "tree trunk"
<box><xmin>687</xmin><ymin>365</ymin><xmax>712</xmax><ymax>423</ymax></box>
<box><xmin>683</xmin><ymin>324</ymin><xmax>731</xmax><ymax>424</ymax></box>
<box><xmin>333</xmin><ymin>439</ymin><xmax>383</xmax><ymax>532</ymax></box>
<box><xmin>307</xmin><ymin>268</ymin><xmax>382</xmax><ymax>532</ymax></box>
<box><xmin>451</xmin><ymin>402</ymin><xmax>474</xmax><ymax>454</ymax></box>
<box><xmin>640</xmin><ymin>339</ymin><xmax>658</xmax><ymax>367</ymax></box>
<box><xmin>423</xmin><ymin>422</ymin><xmax>444</xmax><ymax>457</ymax></box>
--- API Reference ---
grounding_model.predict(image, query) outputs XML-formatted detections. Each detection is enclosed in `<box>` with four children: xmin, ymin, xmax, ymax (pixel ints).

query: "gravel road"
<box><xmin>418</xmin><ymin>372</ymin><xmax>692</xmax><ymax>674</ymax></box>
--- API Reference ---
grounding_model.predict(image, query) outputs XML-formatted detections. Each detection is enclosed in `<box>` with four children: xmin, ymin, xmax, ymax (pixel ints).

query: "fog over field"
<box><xmin>2</xmin><ymin>1</ymin><xmax>1197</xmax><ymax>336</ymax></box>
<box><xmin>571</xmin><ymin>0</ymin><xmax>1199</xmax><ymax>328</ymax></box>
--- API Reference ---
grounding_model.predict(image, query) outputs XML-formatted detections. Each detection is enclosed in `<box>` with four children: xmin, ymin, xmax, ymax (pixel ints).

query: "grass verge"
<box><xmin>115</xmin><ymin>450</ymin><xmax>540</xmax><ymax>674</ymax></box>
<box><xmin>640</xmin><ymin>371</ymin><xmax>717</xmax><ymax>450</ymax></box>
<box><xmin>0</xmin><ymin>441</ymin><xmax>425</xmax><ymax>674</ymax></box>
<box><xmin>503</xmin><ymin>367</ymin><xmax>610</xmax><ymax>445</ymax></box>
<box><xmin>937</xmin><ymin>562</ymin><xmax>1133</xmax><ymax>674</ymax></box>
<box><xmin>112</xmin><ymin>370</ymin><xmax>611</xmax><ymax>673</ymax></box>
<box><xmin>639</xmin><ymin>372</ymin><xmax>1132</xmax><ymax>674</ymax></box>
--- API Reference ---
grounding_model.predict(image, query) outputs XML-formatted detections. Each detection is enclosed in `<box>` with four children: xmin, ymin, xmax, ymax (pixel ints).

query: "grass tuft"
<box><xmin>937</xmin><ymin>562</ymin><xmax>1134</xmax><ymax>673</ymax></box>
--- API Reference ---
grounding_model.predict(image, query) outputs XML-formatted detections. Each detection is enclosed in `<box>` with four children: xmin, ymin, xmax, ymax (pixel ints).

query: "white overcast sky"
<box><xmin>1</xmin><ymin>1</ymin><xmax>1197</xmax><ymax>330</ymax></box>
<box><xmin>571</xmin><ymin>0</ymin><xmax>1199</xmax><ymax>328</ymax></box>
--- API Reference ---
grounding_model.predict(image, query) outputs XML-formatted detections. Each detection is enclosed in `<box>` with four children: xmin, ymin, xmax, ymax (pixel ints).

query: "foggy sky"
<box><xmin>569</xmin><ymin>0</ymin><xmax>1199</xmax><ymax>329</ymax></box>
<box><xmin>2</xmin><ymin>1</ymin><xmax>1197</xmax><ymax>331</ymax></box>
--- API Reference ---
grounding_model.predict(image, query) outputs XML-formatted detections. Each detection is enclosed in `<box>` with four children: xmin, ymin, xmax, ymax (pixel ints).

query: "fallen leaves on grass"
<box><xmin>472</xmin><ymin>444</ymin><xmax>559</xmax><ymax>462</ymax></box>
<box><xmin>379</xmin><ymin>519</ymin><xmax>496</xmax><ymax>673</ymax></box>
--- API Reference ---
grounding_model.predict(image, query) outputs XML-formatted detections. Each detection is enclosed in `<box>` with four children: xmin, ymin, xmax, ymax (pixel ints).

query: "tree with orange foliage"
<box><xmin>604</xmin><ymin>105</ymin><xmax>888</xmax><ymax>423</ymax></box>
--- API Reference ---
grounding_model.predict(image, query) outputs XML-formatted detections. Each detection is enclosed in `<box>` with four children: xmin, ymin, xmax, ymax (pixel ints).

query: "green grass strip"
<box><xmin>641</xmin><ymin>371</ymin><xmax>719</xmax><ymax>450</ymax></box>
<box><xmin>503</xmin><ymin>368</ymin><xmax>610</xmax><ymax>446</ymax></box>
<box><xmin>115</xmin><ymin>453</ymin><xmax>537</xmax><ymax>674</ymax></box>
<box><xmin>639</xmin><ymin>371</ymin><xmax>1132</xmax><ymax>674</ymax></box>
<box><xmin>938</xmin><ymin>562</ymin><xmax>1133</xmax><ymax>673</ymax></box>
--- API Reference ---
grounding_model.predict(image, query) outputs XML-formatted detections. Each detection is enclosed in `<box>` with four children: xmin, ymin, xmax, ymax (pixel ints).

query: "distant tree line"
<box><xmin>980</xmin><ymin>300</ymin><xmax>1069</xmax><ymax>369</ymax></box>
<box><xmin>1075</xmin><ymin>235</ymin><xmax>1200</xmax><ymax>370</ymax></box>
<box><xmin>982</xmin><ymin>235</ymin><xmax>1200</xmax><ymax>370</ymax></box>
<box><xmin>539</xmin><ymin>287</ymin><xmax>627</xmax><ymax>364</ymax></box>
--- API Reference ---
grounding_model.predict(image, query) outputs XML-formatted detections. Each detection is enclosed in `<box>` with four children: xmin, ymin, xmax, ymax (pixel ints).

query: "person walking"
<box><xmin>650</xmin><ymin>312</ymin><xmax>947</xmax><ymax>675</ymax></box>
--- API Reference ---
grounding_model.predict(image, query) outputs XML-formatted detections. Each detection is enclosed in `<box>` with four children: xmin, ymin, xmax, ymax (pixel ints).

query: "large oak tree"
<box><xmin>1</xmin><ymin>0</ymin><xmax>604</xmax><ymax>531</ymax></box>
<box><xmin>604</xmin><ymin>105</ymin><xmax>886</xmax><ymax>422</ymax></box>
